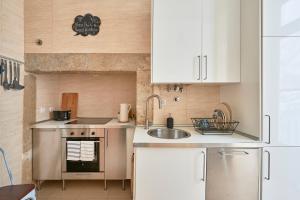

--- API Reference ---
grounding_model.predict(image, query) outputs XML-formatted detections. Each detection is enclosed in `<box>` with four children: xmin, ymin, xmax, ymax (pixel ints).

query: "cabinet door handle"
<box><xmin>201</xmin><ymin>151</ymin><xmax>206</xmax><ymax>182</ymax></box>
<box><xmin>264</xmin><ymin>150</ymin><xmax>271</xmax><ymax>180</ymax></box>
<box><xmin>265</xmin><ymin>115</ymin><xmax>271</xmax><ymax>144</ymax></box>
<box><xmin>197</xmin><ymin>56</ymin><xmax>201</xmax><ymax>80</ymax></box>
<box><xmin>106</xmin><ymin>129</ymin><xmax>108</xmax><ymax>148</ymax></box>
<box><xmin>203</xmin><ymin>55</ymin><xmax>208</xmax><ymax>80</ymax></box>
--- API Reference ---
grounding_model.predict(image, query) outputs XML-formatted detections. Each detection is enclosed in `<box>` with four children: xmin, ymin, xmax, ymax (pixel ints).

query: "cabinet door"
<box><xmin>263</xmin><ymin>37</ymin><xmax>300</xmax><ymax>146</ymax></box>
<box><xmin>134</xmin><ymin>148</ymin><xmax>206</xmax><ymax>200</ymax></box>
<box><xmin>32</xmin><ymin>129</ymin><xmax>61</xmax><ymax>180</ymax></box>
<box><xmin>263</xmin><ymin>0</ymin><xmax>300</xmax><ymax>36</ymax></box>
<box><xmin>105</xmin><ymin>129</ymin><xmax>126</xmax><ymax>179</ymax></box>
<box><xmin>152</xmin><ymin>0</ymin><xmax>202</xmax><ymax>83</ymax></box>
<box><xmin>262</xmin><ymin>147</ymin><xmax>300</xmax><ymax>200</ymax></box>
<box><xmin>202</xmin><ymin>0</ymin><xmax>240</xmax><ymax>83</ymax></box>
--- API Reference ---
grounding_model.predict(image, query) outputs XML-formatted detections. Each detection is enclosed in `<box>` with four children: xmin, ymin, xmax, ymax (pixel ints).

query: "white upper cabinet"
<box><xmin>263</xmin><ymin>0</ymin><xmax>300</xmax><ymax>36</ymax></box>
<box><xmin>263</xmin><ymin>37</ymin><xmax>300</xmax><ymax>146</ymax></box>
<box><xmin>202</xmin><ymin>0</ymin><xmax>240</xmax><ymax>83</ymax></box>
<box><xmin>152</xmin><ymin>0</ymin><xmax>202</xmax><ymax>83</ymax></box>
<box><xmin>151</xmin><ymin>0</ymin><xmax>240</xmax><ymax>83</ymax></box>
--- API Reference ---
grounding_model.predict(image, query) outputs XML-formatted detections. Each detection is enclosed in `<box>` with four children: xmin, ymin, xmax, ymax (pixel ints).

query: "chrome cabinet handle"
<box><xmin>201</xmin><ymin>151</ymin><xmax>206</xmax><ymax>182</ymax></box>
<box><xmin>197</xmin><ymin>56</ymin><xmax>201</xmax><ymax>80</ymax></box>
<box><xmin>264</xmin><ymin>150</ymin><xmax>271</xmax><ymax>180</ymax></box>
<box><xmin>265</xmin><ymin>115</ymin><xmax>271</xmax><ymax>144</ymax></box>
<box><xmin>218</xmin><ymin>150</ymin><xmax>249</xmax><ymax>156</ymax></box>
<box><xmin>106</xmin><ymin>129</ymin><xmax>108</xmax><ymax>148</ymax></box>
<box><xmin>203</xmin><ymin>55</ymin><xmax>208</xmax><ymax>80</ymax></box>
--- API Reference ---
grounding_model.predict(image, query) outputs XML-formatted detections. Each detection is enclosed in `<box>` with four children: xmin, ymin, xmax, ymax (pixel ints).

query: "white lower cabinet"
<box><xmin>262</xmin><ymin>147</ymin><xmax>300</xmax><ymax>200</ymax></box>
<box><xmin>134</xmin><ymin>148</ymin><xmax>206</xmax><ymax>200</ymax></box>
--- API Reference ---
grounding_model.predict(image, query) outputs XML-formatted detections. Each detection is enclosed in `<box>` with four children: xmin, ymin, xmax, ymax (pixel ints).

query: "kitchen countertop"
<box><xmin>133</xmin><ymin>126</ymin><xmax>263</xmax><ymax>148</ymax></box>
<box><xmin>31</xmin><ymin>118</ymin><xmax>135</xmax><ymax>129</ymax></box>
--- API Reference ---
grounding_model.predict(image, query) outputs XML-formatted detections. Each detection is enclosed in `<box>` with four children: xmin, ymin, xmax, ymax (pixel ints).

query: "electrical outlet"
<box><xmin>49</xmin><ymin>107</ymin><xmax>54</xmax><ymax>112</ymax></box>
<box><xmin>162</xmin><ymin>99</ymin><xmax>167</xmax><ymax>106</ymax></box>
<box><xmin>39</xmin><ymin>107</ymin><xmax>46</xmax><ymax>113</ymax></box>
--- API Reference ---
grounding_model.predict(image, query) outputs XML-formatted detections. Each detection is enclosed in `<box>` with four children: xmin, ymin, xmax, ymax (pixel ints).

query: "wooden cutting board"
<box><xmin>61</xmin><ymin>93</ymin><xmax>78</xmax><ymax>119</ymax></box>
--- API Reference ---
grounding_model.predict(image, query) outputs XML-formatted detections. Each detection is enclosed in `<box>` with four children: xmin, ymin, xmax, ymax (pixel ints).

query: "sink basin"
<box><xmin>147</xmin><ymin>128</ymin><xmax>191</xmax><ymax>139</ymax></box>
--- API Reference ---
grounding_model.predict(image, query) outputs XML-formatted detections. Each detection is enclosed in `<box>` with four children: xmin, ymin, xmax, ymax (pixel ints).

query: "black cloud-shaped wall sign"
<box><xmin>72</xmin><ymin>13</ymin><xmax>101</xmax><ymax>36</ymax></box>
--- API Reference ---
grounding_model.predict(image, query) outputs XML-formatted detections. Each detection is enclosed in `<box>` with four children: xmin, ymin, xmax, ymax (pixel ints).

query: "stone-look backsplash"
<box><xmin>26</xmin><ymin>53</ymin><xmax>220</xmax><ymax>125</ymax></box>
<box><xmin>35</xmin><ymin>73</ymin><xmax>137</xmax><ymax>121</ymax></box>
<box><xmin>25</xmin><ymin>54</ymin><xmax>150</xmax><ymax>73</ymax></box>
<box><xmin>153</xmin><ymin>85</ymin><xmax>220</xmax><ymax>125</ymax></box>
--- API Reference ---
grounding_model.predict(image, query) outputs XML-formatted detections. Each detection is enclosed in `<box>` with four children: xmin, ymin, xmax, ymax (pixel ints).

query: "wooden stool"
<box><xmin>0</xmin><ymin>184</ymin><xmax>36</xmax><ymax>200</ymax></box>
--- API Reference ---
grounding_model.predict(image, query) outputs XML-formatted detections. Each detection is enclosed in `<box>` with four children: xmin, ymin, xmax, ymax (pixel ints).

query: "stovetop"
<box><xmin>66</xmin><ymin>118</ymin><xmax>112</xmax><ymax>125</ymax></box>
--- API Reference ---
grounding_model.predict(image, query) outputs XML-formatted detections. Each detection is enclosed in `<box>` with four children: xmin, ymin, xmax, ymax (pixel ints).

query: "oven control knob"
<box><xmin>91</xmin><ymin>132</ymin><xmax>95</xmax><ymax>135</ymax></box>
<box><xmin>70</xmin><ymin>132</ymin><xmax>74</xmax><ymax>136</ymax></box>
<box><xmin>81</xmin><ymin>132</ymin><xmax>85</xmax><ymax>135</ymax></box>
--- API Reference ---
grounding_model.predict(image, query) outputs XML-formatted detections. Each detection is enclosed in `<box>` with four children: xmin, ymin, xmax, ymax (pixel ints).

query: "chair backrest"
<box><xmin>0</xmin><ymin>147</ymin><xmax>13</xmax><ymax>185</ymax></box>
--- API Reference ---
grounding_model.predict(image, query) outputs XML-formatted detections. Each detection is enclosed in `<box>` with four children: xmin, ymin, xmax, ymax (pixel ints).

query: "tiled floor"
<box><xmin>37</xmin><ymin>180</ymin><xmax>132</xmax><ymax>200</ymax></box>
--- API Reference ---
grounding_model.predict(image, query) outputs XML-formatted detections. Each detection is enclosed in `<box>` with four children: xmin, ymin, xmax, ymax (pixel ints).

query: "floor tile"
<box><xmin>36</xmin><ymin>180</ymin><xmax>132</xmax><ymax>200</ymax></box>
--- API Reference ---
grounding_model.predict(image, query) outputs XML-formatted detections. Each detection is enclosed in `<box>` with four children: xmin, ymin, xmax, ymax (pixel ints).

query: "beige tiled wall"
<box><xmin>35</xmin><ymin>73</ymin><xmax>137</xmax><ymax>121</ymax></box>
<box><xmin>0</xmin><ymin>0</ymin><xmax>24</xmax><ymax>186</ymax></box>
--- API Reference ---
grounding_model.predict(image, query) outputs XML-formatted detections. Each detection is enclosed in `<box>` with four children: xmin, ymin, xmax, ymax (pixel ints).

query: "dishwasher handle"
<box><xmin>218</xmin><ymin>150</ymin><xmax>249</xmax><ymax>156</ymax></box>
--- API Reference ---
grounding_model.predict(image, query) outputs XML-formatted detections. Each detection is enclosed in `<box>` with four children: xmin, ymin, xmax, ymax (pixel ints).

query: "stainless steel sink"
<box><xmin>147</xmin><ymin>128</ymin><xmax>191</xmax><ymax>139</ymax></box>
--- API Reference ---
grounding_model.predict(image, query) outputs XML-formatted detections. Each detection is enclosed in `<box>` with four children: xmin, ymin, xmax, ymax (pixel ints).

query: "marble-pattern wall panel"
<box><xmin>22</xmin><ymin>74</ymin><xmax>36</xmax><ymax>183</ymax></box>
<box><xmin>136</xmin><ymin>69</ymin><xmax>153</xmax><ymax>125</ymax></box>
<box><xmin>25</xmin><ymin>54</ymin><xmax>150</xmax><ymax>73</ymax></box>
<box><xmin>153</xmin><ymin>85</ymin><xmax>220</xmax><ymax>125</ymax></box>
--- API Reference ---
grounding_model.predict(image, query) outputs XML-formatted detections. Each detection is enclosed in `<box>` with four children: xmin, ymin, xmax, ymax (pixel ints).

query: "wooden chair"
<box><xmin>0</xmin><ymin>148</ymin><xmax>36</xmax><ymax>200</ymax></box>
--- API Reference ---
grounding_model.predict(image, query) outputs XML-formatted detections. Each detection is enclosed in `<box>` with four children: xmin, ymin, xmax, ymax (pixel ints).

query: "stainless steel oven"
<box><xmin>61</xmin><ymin>128</ymin><xmax>105</xmax><ymax>181</ymax></box>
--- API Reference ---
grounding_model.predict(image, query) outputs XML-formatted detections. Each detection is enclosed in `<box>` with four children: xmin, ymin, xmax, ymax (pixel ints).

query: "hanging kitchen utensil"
<box><xmin>8</xmin><ymin>62</ymin><xmax>13</xmax><ymax>89</ymax></box>
<box><xmin>0</xmin><ymin>59</ymin><xmax>4</xmax><ymax>86</ymax></box>
<box><xmin>2</xmin><ymin>60</ymin><xmax>10</xmax><ymax>90</ymax></box>
<box><xmin>15</xmin><ymin>63</ymin><xmax>24</xmax><ymax>90</ymax></box>
<box><xmin>10</xmin><ymin>62</ymin><xmax>18</xmax><ymax>89</ymax></box>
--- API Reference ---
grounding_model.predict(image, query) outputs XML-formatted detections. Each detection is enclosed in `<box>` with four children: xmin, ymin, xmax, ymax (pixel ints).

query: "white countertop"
<box><xmin>133</xmin><ymin>126</ymin><xmax>262</xmax><ymax>147</ymax></box>
<box><xmin>31</xmin><ymin>118</ymin><xmax>135</xmax><ymax>129</ymax></box>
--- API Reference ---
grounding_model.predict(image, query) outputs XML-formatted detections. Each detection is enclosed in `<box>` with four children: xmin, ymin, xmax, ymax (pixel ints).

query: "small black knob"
<box><xmin>81</xmin><ymin>132</ymin><xmax>85</xmax><ymax>135</ymax></box>
<box><xmin>70</xmin><ymin>132</ymin><xmax>74</xmax><ymax>135</ymax></box>
<box><xmin>91</xmin><ymin>132</ymin><xmax>95</xmax><ymax>135</ymax></box>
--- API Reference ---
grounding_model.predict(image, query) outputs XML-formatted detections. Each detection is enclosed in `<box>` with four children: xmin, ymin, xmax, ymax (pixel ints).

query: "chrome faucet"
<box><xmin>145</xmin><ymin>94</ymin><xmax>163</xmax><ymax>129</ymax></box>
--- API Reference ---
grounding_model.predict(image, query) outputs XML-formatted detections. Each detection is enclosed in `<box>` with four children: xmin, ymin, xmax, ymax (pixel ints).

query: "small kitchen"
<box><xmin>0</xmin><ymin>0</ymin><xmax>300</xmax><ymax>200</ymax></box>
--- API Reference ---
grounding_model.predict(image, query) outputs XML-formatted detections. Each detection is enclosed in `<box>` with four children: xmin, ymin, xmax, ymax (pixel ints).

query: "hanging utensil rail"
<box><xmin>0</xmin><ymin>54</ymin><xmax>24</xmax><ymax>64</ymax></box>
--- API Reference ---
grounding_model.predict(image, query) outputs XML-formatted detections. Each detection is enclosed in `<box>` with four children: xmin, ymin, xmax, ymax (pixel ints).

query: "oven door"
<box><xmin>62</xmin><ymin>137</ymin><xmax>105</xmax><ymax>173</ymax></box>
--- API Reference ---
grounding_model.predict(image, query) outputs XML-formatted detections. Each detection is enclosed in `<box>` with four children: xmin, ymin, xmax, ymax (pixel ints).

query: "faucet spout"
<box><xmin>145</xmin><ymin>94</ymin><xmax>163</xmax><ymax>129</ymax></box>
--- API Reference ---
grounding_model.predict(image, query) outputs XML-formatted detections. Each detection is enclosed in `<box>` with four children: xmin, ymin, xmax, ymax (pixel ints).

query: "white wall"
<box><xmin>220</xmin><ymin>0</ymin><xmax>261</xmax><ymax>137</ymax></box>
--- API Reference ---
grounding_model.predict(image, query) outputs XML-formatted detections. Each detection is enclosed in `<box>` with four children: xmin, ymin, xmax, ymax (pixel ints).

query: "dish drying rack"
<box><xmin>191</xmin><ymin>102</ymin><xmax>239</xmax><ymax>135</ymax></box>
<box><xmin>191</xmin><ymin>118</ymin><xmax>239</xmax><ymax>135</ymax></box>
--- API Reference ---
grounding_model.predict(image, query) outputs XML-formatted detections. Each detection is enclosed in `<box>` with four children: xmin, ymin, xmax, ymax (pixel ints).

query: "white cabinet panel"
<box><xmin>262</xmin><ymin>147</ymin><xmax>300</xmax><ymax>200</ymax></box>
<box><xmin>202</xmin><ymin>0</ymin><xmax>240</xmax><ymax>83</ymax></box>
<box><xmin>152</xmin><ymin>0</ymin><xmax>202</xmax><ymax>83</ymax></box>
<box><xmin>134</xmin><ymin>148</ymin><xmax>206</xmax><ymax>200</ymax></box>
<box><xmin>263</xmin><ymin>37</ymin><xmax>300</xmax><ymax>146</ymax></box>
<box><xmin>263</xmin><ymin>0</ymin><xmax>300</xmax><ymax>36</ymax></box>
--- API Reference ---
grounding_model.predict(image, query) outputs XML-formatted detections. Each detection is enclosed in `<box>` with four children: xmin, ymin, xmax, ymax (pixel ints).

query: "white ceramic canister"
<box><xmin>119</xmin><ymin>103</ymin><xmax>131</xmax><ymax>122</ymax></box>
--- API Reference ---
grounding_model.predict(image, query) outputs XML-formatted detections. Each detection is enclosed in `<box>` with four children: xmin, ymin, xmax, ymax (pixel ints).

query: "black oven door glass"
<box><xmin>66</xmin><ymin>137</ymin><xmax>100</xmax><ymax>172</ymax></box>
